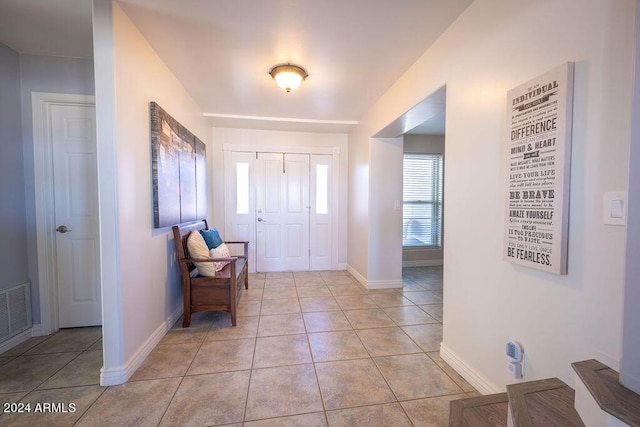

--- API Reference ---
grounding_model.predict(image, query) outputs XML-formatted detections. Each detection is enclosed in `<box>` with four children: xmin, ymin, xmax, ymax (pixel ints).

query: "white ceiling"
<box><xmin>0</xmin><ymin>0</ymin><xmax>472</xmax><ymax>134</ymax></box>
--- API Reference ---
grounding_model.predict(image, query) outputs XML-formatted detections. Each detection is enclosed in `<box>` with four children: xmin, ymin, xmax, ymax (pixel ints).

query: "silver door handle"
<box><xmin>257</xmin><ymin>218</ymin><xmax>266</xmax><ymax>222</ymax></box>
<box><xmin>56</xmin><ymin>225</ymin><xmax>72</xmax><ymax>233</ymax></box>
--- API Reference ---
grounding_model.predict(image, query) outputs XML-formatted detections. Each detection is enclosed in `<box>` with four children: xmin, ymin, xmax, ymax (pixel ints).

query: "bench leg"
<box><xmin>230</xmin><ymin>302</ymin><xmax>237</xmax><ymax>327</ymax></box>
<box><xmin>182</xmin><ymin>309</ymin><xmax>191</xmax><ymax>328</ymax></box>
<box><xmin>182</xmin><ymin>279</ymin><xmax>191</xmax><ymax>328</ymax></box>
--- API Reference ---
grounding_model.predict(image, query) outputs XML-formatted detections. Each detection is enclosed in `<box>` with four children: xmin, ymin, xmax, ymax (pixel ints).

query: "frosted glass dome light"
<box><xmin>269</xmin><ymin>63</ymin><xmax>308</xmax><ymax>92</ymax></box>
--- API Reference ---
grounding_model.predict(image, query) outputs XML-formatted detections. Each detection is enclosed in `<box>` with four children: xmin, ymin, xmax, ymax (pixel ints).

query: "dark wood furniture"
<box><xmin>172</xmin><ymin>220</ymin><xmax>248</xmax><ymax>327</ymax></box>
<box><xmin>573</xmin><ymin>359</ymin><xmax>640</xmax><ymax>427</ymax></box>
<box><xmin>506</xmin><ymin>378</ymin><xmax>584</xmax><ymax>427</ymax></box>
<box><xmin>449</xmin><ymin>393</ymin><xmax>508</xmax><ymax>426</ymax></box>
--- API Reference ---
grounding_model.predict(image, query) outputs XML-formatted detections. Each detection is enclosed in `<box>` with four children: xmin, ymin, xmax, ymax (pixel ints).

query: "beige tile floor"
<box><xmin>0</xmin><ymin>267</ymin><xmax>477</xmax><ymax>426</ymax></box>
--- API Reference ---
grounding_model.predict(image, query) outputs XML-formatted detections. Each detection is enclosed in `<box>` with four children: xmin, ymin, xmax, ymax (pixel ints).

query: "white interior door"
<box><xmin>51</xmin><ymin>104</ymin><xmax>102</xmax><ymax>328</ymax></box>
<box><xmin>256</xmin><ymin>153</ymin><xmax>310</xmax><ymax>272</ymax></box>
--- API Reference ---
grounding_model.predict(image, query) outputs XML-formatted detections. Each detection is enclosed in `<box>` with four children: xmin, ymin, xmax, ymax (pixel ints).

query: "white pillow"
<box><xmin>209</xmin><ymin>242</ymin><xmax>231</xmax><ymax>271</ymax></box>
<box><xmin>186</xmin><ymin>231</ymin><xmax>216</xmax><ymax>276</ymax></box>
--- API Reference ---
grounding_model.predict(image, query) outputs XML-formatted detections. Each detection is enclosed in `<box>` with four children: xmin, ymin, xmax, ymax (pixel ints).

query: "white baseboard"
<box><xmin>0</xmin><ymin>327</ymin><xmax>35</xmax><ymax>354</ymax></box>
<box><xmin>346</xmin><ymin>264</ymin><xmax>366</xmax><ymax>287</ymax></box>
<box><xmin>345</xmin><ymin>264</ymin><xmax>402</xmax><ymax>289</ymax></box>
<box><xmin>402</xmin><ymin>259</ymin><xmax>443</xmax><ymax>267</ymax></box>
<box><xmin>336</xmin><ymin>262</ymin><xmax>347</xmax><ymax>270</ymax></box>
<box><xmin>30</xmin><ymin>323</ymin><xmax>45</xmax><ymax>337</ymax></box>
<box><xmin>366</xmin><ymin>280</ymin><xmax>403</xmax><ymax>289</ymax></box>
<box><xmin>440</xmin><ymin>342</ymin><xmax>502</xmax><ymax>395</ymax></box>
<box><xmin>100</xmin><ymin>305</ymin><xmax>183</xmax><ymax>386</ymax></box>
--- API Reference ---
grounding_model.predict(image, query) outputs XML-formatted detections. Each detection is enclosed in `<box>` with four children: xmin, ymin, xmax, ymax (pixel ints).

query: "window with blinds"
<box><xmin>403</xmin><ymin>153</ymin><xmax>443</xmax><ymax>247</ymax></box>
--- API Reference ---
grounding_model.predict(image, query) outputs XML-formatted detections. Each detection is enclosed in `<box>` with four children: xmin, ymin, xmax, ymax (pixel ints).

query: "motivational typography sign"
<box><xmin>503</xmin><ymin>63</ymin><xmax>574</xmax><ymax>274</ymax></box>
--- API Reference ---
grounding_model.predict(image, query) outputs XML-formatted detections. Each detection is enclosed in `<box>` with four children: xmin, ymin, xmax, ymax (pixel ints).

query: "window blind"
<box><xmin>403</xmin><ymin>153</ymin><xmax>443</xmax><ymax>247</ymax></box>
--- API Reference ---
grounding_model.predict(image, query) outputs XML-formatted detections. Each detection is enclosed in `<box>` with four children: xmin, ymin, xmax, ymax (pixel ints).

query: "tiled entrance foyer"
<box><xmin>0</xmin><ymin>267</ymin><xmax>477</xmax><ymax>426</ymax></box>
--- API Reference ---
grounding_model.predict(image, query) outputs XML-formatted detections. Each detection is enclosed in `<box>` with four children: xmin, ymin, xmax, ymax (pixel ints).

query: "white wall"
<box><xmin>403</xmin><ymin>134</ymin><xmax>445</xmax><ymax>266</ymax></box>
<box><xmin>93</xmin><ymin>0</ymin><xmax>211</xmax><ymax>384</ymax></box>
<box><xmin>211</xmin><ymin>127</ymin><xmax>349</xmax><ymax>268</ymax></box>
<box><xmin>349</xmin><ymin>0</ymin><xmax>634</xmax><ymax>391</ymax></box>
<box><xmin>347</xmin><ymin>125</ymin><xmax>370</xmax><ymax>280</ymax></box>
<box><xmin>367</xmin><ymin>137</ymin><xmax>404</xmax><ymax>287</ymax></box>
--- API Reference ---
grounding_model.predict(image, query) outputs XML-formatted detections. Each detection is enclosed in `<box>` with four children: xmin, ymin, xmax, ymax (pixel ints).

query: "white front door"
<box><xmin>256</xmin><ymin>153</ymin><xmax>310</xmax><ymax>272</ymax></box>
<box><xmin>51</xmin><ymin>104</ymin><xmax>102</xmax><ymax>328</ymax></box>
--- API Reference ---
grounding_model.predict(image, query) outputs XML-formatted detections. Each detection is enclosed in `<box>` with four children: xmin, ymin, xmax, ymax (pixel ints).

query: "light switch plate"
<box><xmin>603</xmin><ymin>191</ymin><xmax>626</xmax><ymax>226</ymax></box>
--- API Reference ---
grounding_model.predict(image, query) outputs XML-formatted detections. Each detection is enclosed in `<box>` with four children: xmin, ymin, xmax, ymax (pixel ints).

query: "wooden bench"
<box><xmin>172</xmin><ymin>220</ymin><xmax>248</xmax><ymax>327</ymax></box>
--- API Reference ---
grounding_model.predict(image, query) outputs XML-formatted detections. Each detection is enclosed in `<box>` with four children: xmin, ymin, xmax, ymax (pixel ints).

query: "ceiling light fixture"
<box><xmin>269</xmin><ymin>63</ymin><xmax>308</xmax><ymax>92</ymax></box>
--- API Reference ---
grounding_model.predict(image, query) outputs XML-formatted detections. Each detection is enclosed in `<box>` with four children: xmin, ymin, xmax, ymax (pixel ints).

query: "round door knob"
<box><xmin>56</xmin><ymin>225</ymin><xmax>72</xmax><ymax>233</ymax></box>
<box><xmin>257</xmin><ymin>218</ymin><xmax>266</xmax><ymax>222</ymax></box>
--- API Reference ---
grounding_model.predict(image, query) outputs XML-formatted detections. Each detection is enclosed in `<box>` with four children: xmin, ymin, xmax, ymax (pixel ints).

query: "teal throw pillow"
<box><xmin>199</xmin><ymin>228</ymin><xmax>223</xmax><ymax>249</ymax></box>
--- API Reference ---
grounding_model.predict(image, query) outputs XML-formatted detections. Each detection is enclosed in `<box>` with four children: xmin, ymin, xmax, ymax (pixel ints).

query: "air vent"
<box><xmin>0</xmin><ymin>282</ymin><xmax>32</xmax><ymax>344</ymax></box>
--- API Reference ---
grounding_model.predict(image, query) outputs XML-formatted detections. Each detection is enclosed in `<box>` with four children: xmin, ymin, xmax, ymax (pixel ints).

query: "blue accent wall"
<box><xmin>19</xmin><ymin>54</ymin><xmax>95</xmax><ymax>324</ymax></box>
<box><xmin>0</xmin><ymin>42</ymin><xmax>28</xmax><ymax>292</ymax></box>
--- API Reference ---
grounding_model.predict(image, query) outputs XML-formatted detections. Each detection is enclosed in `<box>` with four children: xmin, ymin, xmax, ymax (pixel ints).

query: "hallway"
<box><xmin>0</xmin><ymin>267</ymin><xmax>475</xmax><ymax>426</ymax></box>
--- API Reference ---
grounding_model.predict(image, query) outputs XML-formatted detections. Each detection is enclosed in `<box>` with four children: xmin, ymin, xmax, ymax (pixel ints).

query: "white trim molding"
<box><xmin>31</xmin><ymin>92</ymin><xmax>96</xmax><ymax>336</ymax></box>
<box><xmin>100</xmin><ymin>305</ymin><xmax>182</xmax><ymax>386</ymax></box>
<box><xmin>205</xmin><ymin>112</ymin><xmax>357</xmax><ymax>126</ymax></box>
<box><xmin>402</xmin><ymin>259</ymin><xmax>443</xmax><ymax>267</ymax></box>
<box><xmin>346</xmin><ymin>264</ymin><xmax>403</xmax><ymax>289</ymax></box>
<box><xmin>0</xmin><ymin>328</ymin><xmax>34</xmax><ymax>354</ymax></box>
<box><xmin>30</xmin><ymin>323</ymin><xmax>44</xmax><ymax>337</ymax></box>
<box><xmin>366</xmin><ymin>280</ymin><xmax>403</xmax><ymax>289</ymax></box>
<box><xmin>440</xmin><ymin>342</ymin><xmax>503</xmax><ymax>395</ymax></box>
<box><xmin>347</xmin><ymin>264</ymin><xmax>367</xmax><ymax>288</ymax></box>
<box><xmin>223</xmin><ymin>143</ymin><xmax>339</xmax><ymax>156</ymax></box>
<box><xmin>0</xmin><ymin>324</ymin><xmax>44</xmax><ymax>354</ymax></box>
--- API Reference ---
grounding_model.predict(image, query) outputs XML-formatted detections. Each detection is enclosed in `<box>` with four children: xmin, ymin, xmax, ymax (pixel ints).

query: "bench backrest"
<box><xmin>172</xmin><ymin>219</ymin><xmax>209</xmax><ymax>276</ymax></box>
